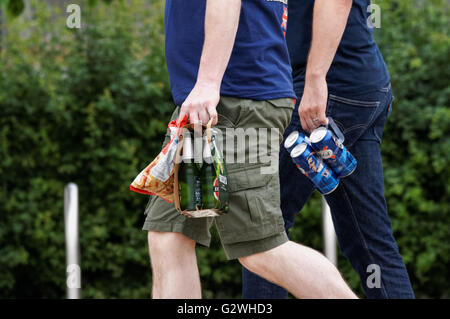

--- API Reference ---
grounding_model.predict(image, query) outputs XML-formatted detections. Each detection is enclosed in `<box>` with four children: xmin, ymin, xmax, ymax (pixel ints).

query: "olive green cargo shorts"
<box><xmin>143</xmin><ymin>96</ymin><xmax>295</xmax><ymax>260</ymax></box>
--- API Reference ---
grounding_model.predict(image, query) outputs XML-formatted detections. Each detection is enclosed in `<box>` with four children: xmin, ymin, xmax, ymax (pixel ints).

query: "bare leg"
<box><xmin>147</xmin><ymin>231</ymin><xmax>201</xmax><ymax>299</ymax></box>
<box><xmin>239</xmin><ymin>241</ymin><xmax>357</xmax><ymax>299</ymax></box>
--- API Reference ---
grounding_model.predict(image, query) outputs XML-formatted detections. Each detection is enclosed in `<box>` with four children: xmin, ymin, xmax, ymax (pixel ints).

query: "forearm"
<box><xmin>179</xmin><ymin>0</ymin><xmax>241</xmax><ymax>125</ymax></box>
<box><xmin>298</xmin><ymin>0</ymin><xmax>352</xmax><ymax>132</ymax></box>
<box><xmin>196</xmin><ymin>0</ymin><xmax>241</xmax><ymax>88</ymax></box>
<box><xmin>306</xmin><ymin>0</ymin><xmax>352</xmax><ymax>80</ymax></box>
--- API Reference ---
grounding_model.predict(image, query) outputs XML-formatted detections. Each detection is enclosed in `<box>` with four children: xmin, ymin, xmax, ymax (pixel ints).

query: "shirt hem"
<box><xmin>172</xmin><ymin>90</ymin><xmax>297</xmax><ymax>106</ymax></box>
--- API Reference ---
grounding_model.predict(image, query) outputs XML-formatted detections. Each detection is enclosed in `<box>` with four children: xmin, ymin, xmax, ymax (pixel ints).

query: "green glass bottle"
<box><xmin>179</xmin><ymin>132</ymin><xmax>202</xmax><ymax>211</ymax></box>
<box><xmin>201</xmin><ymin>135</ymin><xmax>220</xmax><ymax>209</ymax></box>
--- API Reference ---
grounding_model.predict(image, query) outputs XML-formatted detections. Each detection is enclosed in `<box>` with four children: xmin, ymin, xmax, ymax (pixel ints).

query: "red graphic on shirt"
<box><xmin>281</xmin><ymin>6</ymin><xmax>288</xmax><ymax>37</ymax></box>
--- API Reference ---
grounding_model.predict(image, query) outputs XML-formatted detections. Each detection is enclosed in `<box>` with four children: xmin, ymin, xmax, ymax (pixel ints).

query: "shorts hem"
<box><xmin>223</xmin><ymin>231</ymin><xmax>289</xmax><ymax>260</ymax></box>
<box><xmin>142</xmin><ymin>221</ymin><xmax>211</xmax><ymax>247</ymax></box>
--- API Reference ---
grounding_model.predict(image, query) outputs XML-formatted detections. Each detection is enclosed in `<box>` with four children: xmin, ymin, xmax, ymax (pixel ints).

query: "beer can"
<box><xmin>290</xmin><ymin>142</ymin><xmax>339</xmax><ymax>195</ymax></box>
<box><xmin>310</xmin><ymin>126</ymin><xmax>357</xmax><ymax>178</ymax></box>
<box><xmin>284</xmin><ymin>130</ymin><xmax>308</xmax><ymax>154</ymax></box>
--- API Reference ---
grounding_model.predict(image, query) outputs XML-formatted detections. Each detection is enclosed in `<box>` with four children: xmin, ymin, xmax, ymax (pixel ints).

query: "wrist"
<box><xmin>196</xmin><ymin>75</ymin><xmax>221</xmax><ymax>91</ymax></box>
<box><xmin>305</xmin><ymin>70</ymin><xmax>327</xmax><ymax>82</ymax></box>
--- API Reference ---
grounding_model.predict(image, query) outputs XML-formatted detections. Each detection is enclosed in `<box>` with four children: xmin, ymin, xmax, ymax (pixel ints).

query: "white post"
<box><xmin>64</xmin><ymin>183</ymin><xmax>81</xmax><ymax>299</ymax></box>
<box><xmin>322</xmin><ymin>196</ymin><xmax>337</xmax><ymax>266</ymax></box>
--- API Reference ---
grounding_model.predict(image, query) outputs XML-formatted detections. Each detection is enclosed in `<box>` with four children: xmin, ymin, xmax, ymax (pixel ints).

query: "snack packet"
<box><xmin>129</xmin><ymin>115</ymin><xmax>188</xmax><ymax>202</ymax></box>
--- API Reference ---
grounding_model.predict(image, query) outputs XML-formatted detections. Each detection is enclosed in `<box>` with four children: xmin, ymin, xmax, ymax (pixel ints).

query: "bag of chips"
<box><xmin>129</xmin><ymin>115</ymin><xmax>189</xmax><ymax>202</ymax></box>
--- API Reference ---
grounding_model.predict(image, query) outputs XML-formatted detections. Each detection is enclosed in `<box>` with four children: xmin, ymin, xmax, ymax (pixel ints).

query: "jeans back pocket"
<box><xmin>326</xmin><ymin>93</ymin><xmax>384</xmax><ymax>147</ymax></box>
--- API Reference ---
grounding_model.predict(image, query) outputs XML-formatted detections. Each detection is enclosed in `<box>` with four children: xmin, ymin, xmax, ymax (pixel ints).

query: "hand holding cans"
<box><xmin>284</xmin><ymin>119</ymin><xmax>357</xmax><ymax>194</ymax></box>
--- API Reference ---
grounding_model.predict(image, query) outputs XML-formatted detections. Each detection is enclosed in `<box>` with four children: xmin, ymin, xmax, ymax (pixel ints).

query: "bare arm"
<box><xmin>179</xmin><ymin>0</ymin><xmax>241</xmax><ymax>125</ymax></box>
<box><xmin>299</xmin><ymin>0</ymin><xmax>352</xmax><ymax>132</ymax></box>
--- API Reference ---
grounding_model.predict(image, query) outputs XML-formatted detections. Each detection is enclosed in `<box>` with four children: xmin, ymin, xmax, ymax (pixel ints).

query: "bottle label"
<box><xmin>219</xmin><ymin>174</ymin><xmax>227</xmax><ymax>185</ymax></box>
<box><xmin>195</xmin><ymin>177</ymin><xmax>202</xmax><ymax>207</ymax></box>
<box><xmin>213</xmin><ymin>178</ymin><xmax>219</xmax><ymax>201</ymax></box>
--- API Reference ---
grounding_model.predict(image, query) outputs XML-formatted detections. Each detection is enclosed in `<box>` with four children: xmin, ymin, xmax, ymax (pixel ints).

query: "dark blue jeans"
<box><xmin>242</xmin><ymin>84</ymin><xmax>415</xmax><ymax>298</ymax></box>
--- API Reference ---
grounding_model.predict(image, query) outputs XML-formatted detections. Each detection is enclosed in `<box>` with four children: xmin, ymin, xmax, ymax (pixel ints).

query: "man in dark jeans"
<box><xmin>242</xmin><ymin>0</ymin><xmax>415</xmax><ymax>298</ymax></box>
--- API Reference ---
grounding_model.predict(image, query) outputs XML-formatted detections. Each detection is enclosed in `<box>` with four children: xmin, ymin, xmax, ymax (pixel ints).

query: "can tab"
<box><xmin>327</xmin><ymin>117</ymin><xmax>345</xmax><ymax>143</ymax></box>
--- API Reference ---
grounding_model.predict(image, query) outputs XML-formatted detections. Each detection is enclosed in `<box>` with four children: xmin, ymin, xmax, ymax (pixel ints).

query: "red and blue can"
<box><xmin>284</xmin><ymin>130</ymin><xmax>308</xmax><ymax>154</ymax></box>
<box><xmin>290</xmin><ymin>142</ymin><xmax>339</xmax><ymax>195</ymax></box>
<box><xmin>310</xmin><ymin>126</ymin><xmax>357</xmax><ymax>178</ymax></box>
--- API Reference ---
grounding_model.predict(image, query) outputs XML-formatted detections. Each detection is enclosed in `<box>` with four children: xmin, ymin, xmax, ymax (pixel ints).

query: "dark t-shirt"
<box><xmin>286</xmin><ymin>0</ymin><xmax>390</xmax><ymax>94</ymax></box>
<box><xmin>164</xmin><ymin>0</ymin><xmax>296</xmax><ymax>106</ymax></box>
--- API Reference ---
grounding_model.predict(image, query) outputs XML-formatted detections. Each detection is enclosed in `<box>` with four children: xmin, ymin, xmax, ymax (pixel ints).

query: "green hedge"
<box><xmin>0</xmin><ymin>0</ymin><xmax>448</xmax><ymax>298</ymax></box>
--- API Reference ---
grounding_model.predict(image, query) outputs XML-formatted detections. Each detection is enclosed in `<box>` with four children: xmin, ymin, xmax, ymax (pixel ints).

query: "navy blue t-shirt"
<box><xmin>286</xmin><ymin>0</ymin><xmax>390</xmax><ymax>94</ymax></box>
<box><xmin>164</xmin><ymin>0</ymin><xmax>296</xmax><ymax>106</ymax></box>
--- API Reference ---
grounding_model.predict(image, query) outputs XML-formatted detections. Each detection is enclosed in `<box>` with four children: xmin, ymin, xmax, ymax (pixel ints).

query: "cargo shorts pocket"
<box><xmin>266</xmin><ymin>98</ymin><xmax>296</xmax><ymax>132</ymax></box>
<box><xmin>215</xmin><ymin>165</ymin><xmax>285</xmax><ymax>245</ymax></box>
<box><xmin>216</xmin><ymin>97</ymin><xmax>246</xmax><ymax>129</ymax></box>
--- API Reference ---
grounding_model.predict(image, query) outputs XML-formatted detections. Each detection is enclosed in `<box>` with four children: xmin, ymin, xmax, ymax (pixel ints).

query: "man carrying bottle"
<box><xmin>142</xmin><ymin>0</ymin><xmax>357</xmax><ymax>298</ymax></box>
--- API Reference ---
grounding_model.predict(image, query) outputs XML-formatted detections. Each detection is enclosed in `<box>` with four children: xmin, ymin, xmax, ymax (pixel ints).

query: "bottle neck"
<box><xmin>203</xmin><ymin>136</ymin><xmax>213</xmax><ymax>162</ymax></box>
<box><xmin>182</xmin><ymin>133</ymin><xmax>194</xmax><ymax>161</ymax></box>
